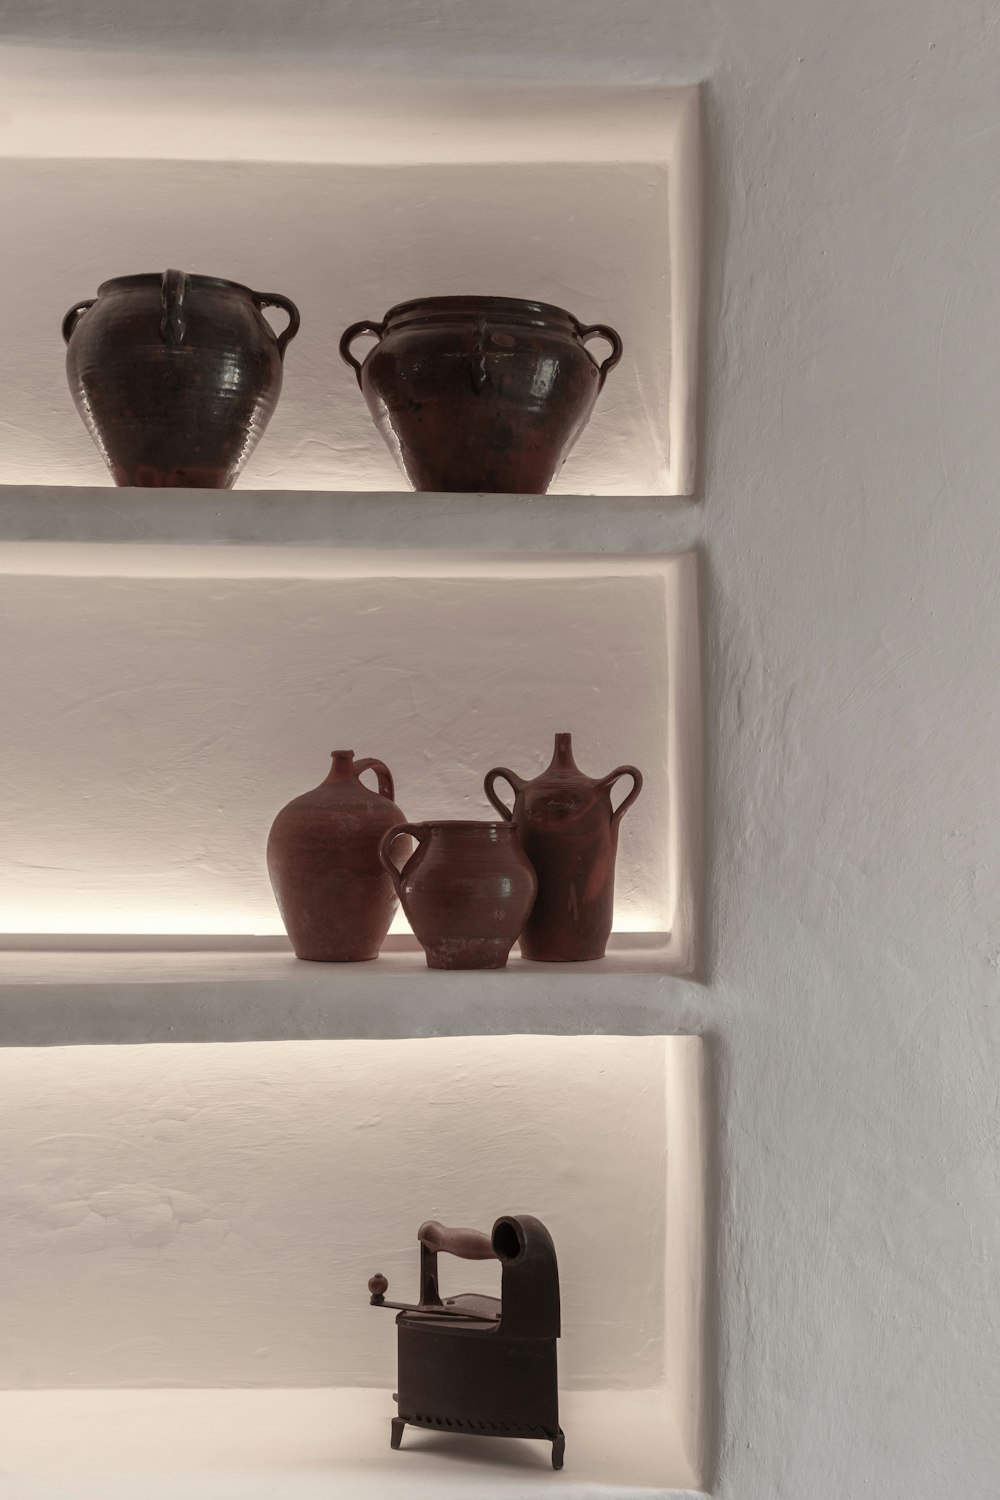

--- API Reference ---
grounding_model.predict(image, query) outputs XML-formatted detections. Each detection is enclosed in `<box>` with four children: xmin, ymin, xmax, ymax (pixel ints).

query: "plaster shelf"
<box><xmin>0</xmin><ymin>1387</ymin><xmax>706</xmax><ymax>1498</ymax></box>
<box><xmin>0</xmin><ymin>486</ymin><xmax>703</xmax><ymax>570</ymax></box>
<box><xmin>0</xmin><ymin>938</ymin><xmax>706</xmax><ymax>1047</ymax></box>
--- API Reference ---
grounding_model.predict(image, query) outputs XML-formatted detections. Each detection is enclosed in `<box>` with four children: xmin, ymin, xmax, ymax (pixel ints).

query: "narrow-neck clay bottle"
<box><xmin>485</xmin><ymin>733</ymin><xmax>642</xmax><ymax>962</ymax></box>
<box><xmin>267</xmin><ymin>750</ymin><xmax>405</xmax><ymax>962</ymax></box>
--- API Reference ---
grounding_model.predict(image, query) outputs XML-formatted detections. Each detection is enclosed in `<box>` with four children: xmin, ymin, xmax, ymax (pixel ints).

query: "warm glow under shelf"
<box><xmin>0</xmin><ymin>1387</ymin><xmax>706</xmax><ymax>1498</ymax></box>
<box><xmin>0</xmin><ymin>937</ymin><xmax>705</xmax><ymax>1046</ymax></box>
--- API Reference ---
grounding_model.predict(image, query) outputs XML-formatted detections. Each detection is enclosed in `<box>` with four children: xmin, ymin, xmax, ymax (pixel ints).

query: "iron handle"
<box><xmin>253</xmin><ymin>290</ymin><xmax>301</xmax><ymax>358</ymax></box>
<box><xmin>574</xmin><ymin>320</ymin><xmax>624</xmax><ymax>390</ymax></box>
<box><xmin>339</xmin><ymin>319</ymin><xmax>385</xmax><ymax>388</ymax></box>
<box><xmin>61</xmin><ymin>299</ymin><xmax>96</xmax><ymax>344</ymax></box>
<box><xmin>418</xmin><ymin>1220</ymin><xmax>497</xmax><ymax>1260</ymax></box>
<box><xmin>354</xmin><ymin>756</ymin><xmax>394</xmax><ymax>801</ymax></box>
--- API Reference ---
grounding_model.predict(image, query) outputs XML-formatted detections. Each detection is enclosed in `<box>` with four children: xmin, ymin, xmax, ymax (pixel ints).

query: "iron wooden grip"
<box><xmin>417</xmin><ymin>1220</ymin><xmax>497</xmax><ymax>1260</ymax></box>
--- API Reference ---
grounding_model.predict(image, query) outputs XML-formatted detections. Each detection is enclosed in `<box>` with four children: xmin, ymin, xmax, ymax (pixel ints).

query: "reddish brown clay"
<box><xmin>63</xmin><ymin>270</ymin><xmax>299</xmax><ymax>487</ymax></box>
<box><xmin>485</xmin><ymin>733</ymin><xmax>642</xmax><ymax>962</ymax></box>
<box><xmin>339</xmin><ymin>296</ymin><xmax>623</xmax><ymax>494</ymax></box>
<box><xmin>380</xmin><ymin>821</ymin><xmax>537</xmax><ymax>970</ymax></box>
<box><xmin>267</xmin><ymin>751</ymin><xmax>406</xmax><ymax>962</ymax></box>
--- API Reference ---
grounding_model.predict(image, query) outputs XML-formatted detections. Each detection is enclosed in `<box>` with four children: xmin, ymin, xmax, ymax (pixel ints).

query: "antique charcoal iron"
<box><xmin>368</xmin><ymin>1214</ymin><xmax>564</xmax><ymax>1469</ymax></box>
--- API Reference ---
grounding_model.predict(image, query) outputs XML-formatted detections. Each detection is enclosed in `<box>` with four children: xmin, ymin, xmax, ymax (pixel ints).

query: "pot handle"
<box><xmin>484</xmin><ymin>767</ymin><xmax>524</xmax><ymax>821</ymax></box>
<box><xmin>253</xmin><ymin>291</ymin><xmax>301</xmax><ymax>358</ymax></box>
<box><xmin>339</xmin><ymin>319</ymin><xmax>385</xmax><ymax>388</ymax></box>
<box><xmin>61</xmin><ymin>299</ymin><xmax>96</xmax><ymax>345</ymax></box>
<box><xmin>602</xmin><ymin>765</ymin><xmax>643</xmax><ymax>827</ymax></box>
<box><xmin>574</xmin><ymin>321</ymin><xmax>624</xmax><ymax>390</ymax></box>
<box><xmin>354</xmin><ymin>756</ymin><xmax>394</xmax><ymax>801</ymax></box>
<box><xmin>159</xmin><ymin>269</ymin><xmax>190</xmax><ymax>346</ymax></box>
<box><xmin>379</xmin><ymin>822</ymin><xmax>427</xmax><ymax>897</ymax></box>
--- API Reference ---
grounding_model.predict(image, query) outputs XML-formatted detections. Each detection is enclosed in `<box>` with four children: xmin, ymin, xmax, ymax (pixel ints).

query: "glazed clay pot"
<box><xmin>339</xmin><ymin>296</ymin><xmax>623</xmax><ymax>494</ymax></box>
<box><xmin>62</xmin><ymin>270</ymin><xmax>300</xmax><ymax>487</ymax></box>
<box><xmin>485</xmin><ymin>734</ymin><xmax>642</xmax><ymax>962</ymax></box>
<box><xmin>267</xmin><ymin>750</ymin><xmax>406</xmax><ymax>962</ymax></box>
<box><xmin>380</xmin><ymin>821</ymin><xmax>537</xmax><ymax>970</ymax></box>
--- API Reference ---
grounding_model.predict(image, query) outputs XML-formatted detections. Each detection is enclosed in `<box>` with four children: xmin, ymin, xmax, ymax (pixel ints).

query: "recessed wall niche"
<box><xmin>0</xmin><ymin>1033</ymin><xmax>711</xmax><ymax>1493</ymax></box>
<box><xmin>0</xmin><ymin>75</ymin><xmax>699</xmax><ymax>497</ymax></box>
<box><xmin>0</xmin><ymin>546</ymin><xmax>700</xmax><ymax>972</ymax></box>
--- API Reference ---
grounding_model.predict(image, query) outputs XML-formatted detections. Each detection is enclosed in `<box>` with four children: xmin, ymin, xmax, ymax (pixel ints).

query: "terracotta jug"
<box><xmin>267</xmin><ymin>751</ymin><xmax>406</xmax><ymax>962</ymax></box>
<box><xmin>63</xmin><ymin>270</ymin><xmax>300</xmax><ymax>487</ymax></box>
<box><xmin>379</xmin><ymin>821</ymin><xmax>537</xmax><ymax>970</ymax></box>
<box><xmin>484</xmin><ymin>734</ymin><xmax>642</xmax><ymax>962</ymax></box>
<box><xmin>339</xmin><ymin>296</ymin><xmax>622</xmax><ymax>493</ymax></box>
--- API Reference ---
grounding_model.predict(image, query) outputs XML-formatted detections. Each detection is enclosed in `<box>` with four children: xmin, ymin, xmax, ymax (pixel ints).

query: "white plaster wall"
<box><xmin>0</xmin><ymin>1036</ymin><xmax>668</xmax><ymax>1389</ymax></box>
<box><xmin>1</xmin><ymin>3</ymin><xmax>999</xmax><ymax>1496</ymax></box>
<box><xmin>0</xmin><ymin>572</ymin><xmax>669</xmax><ymax>935</ymax></box>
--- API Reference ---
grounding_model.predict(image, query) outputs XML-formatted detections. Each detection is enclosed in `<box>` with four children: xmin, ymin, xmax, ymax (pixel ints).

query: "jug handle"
<box><xmin>574</xmin><ymin>321</ymin><xmax>624</xmax><ymax>390</ymax></box>
<box><xmin>354</xmin><ymin>756</ymin><xmax>394</xmax><ymax>801</ymax></box>
<box><xmin>379</xmin><ymin>822</ymin><xmax>427</xmax><ymax>897</ymax></box>
<box><xmin>61</xmin><ymin>299</ymin><xmax>96</xmax><ymax>344</ymax></box>
<box><xmin>603</xmin><ymin>765</ymin><xmax>643</xmax><ymax>827</ymax></box>
<box><xmin>159</xmin><ymin>269</ymin><xmax>189</xmax><ymax>346</ymax></box>
<box><xmin>253</xmin><ymin>291</ymin><xmax>301</xmax><ymax>358</ymax></box>
<box><xmin>484</xmin><ymin>767</ymin><xmax>524</xmax><ymax>821</ymax></box>
<box><xmin>339</xmin><ymin>319</ymin><xmax>385</xmax><ymax>388</ymax></box>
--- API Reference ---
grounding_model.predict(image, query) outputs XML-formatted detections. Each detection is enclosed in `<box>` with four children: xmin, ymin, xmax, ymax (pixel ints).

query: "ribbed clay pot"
<box><xmin>380</xmin><ymin>820</ymin><xmax>537</xmax><ymax>970</ymax></box>
<box><xmin>339</xmin><ymin>296</ymin><xmax>623</xmax><ymax>493</ymax></box>
<box><xmin>485</xmin><ymin>733</ymin><xmax>642</xmax><ymax>962</ymax></box>
<box><xmin>62</xmin><ymin>270</ymin><xmax>300</xmax><ymax>487</ymax></box>
<box><xmin>267</xmin><ymin>750</ymin><xmax>406</xmax><ymax>962</ymax></box>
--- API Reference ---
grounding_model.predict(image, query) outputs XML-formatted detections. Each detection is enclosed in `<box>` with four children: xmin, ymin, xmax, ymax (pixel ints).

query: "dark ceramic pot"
<box><xmin>485</xmin><ymin>733</ymin><xmax>642</xmax><ymax>962</ymax></box>
<box><xmin>63</xmin><ymin>269</ymin><xmax>300</xmax><ymax>487</ymax></box>
<box><xmin>267</xmin><ymin>750</ymin><xmax>406</xmax><ymax>962</ymax></box>
<box><xmin>380</xmin><ymin>820</ymin><xmax>537</xmax><ymax>970</ymax></box>
<box><xmin>339</xmin><ymin>296</ymin><xmax>623</xmax><ymax>493</ymax></box>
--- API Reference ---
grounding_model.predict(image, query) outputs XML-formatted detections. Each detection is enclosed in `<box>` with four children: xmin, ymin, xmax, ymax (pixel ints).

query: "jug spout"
<box><xmin>549</xmin><ymin>733</ymin><xmax>579</xmax><ymax>772</ymax></box>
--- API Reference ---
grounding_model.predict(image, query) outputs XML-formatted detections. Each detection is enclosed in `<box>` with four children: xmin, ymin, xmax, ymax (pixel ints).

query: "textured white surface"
<box><xmin>0</xmin><ymin>570</ymin><xmax>675</xmax><ymax>935</ymax></box>
<box><xmin>0</xmin><ymin>940</ymin><xmax>707</xmax><ymax>1045</ymax></box>
<box><xmin>0</xmin><ymin>486</ymin><xmax>704</xmax><ymax>561</ymax></box>
<box><xmin>0</xmin><ymin>1388</ymin><xmax>699</xmax><ymax>1498</ymax></box>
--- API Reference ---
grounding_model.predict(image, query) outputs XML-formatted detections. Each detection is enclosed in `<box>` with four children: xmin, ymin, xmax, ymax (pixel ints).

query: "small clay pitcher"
<box><xmin>339</xmin><ymin>296</ymin><xmax>622</xmax><ymax>493</ymax></box>
<box><xmin>380</xmin><ymin>821</ymin><xmax>537</xmax><ymax>970</ymax></box>
<box><xmin>63</xmin><ymin>270</ymin><xmax>300</xmax><ymax>487</ymax></box>
<box><xmin>267</xmin><ymin>750</ymin><xmax>406</xmax><ymax>962</ymax></box>
<box><xmin>485</xmin><ymin>734</ymin><xmax>642</xmax><ymax>962</ymax></box>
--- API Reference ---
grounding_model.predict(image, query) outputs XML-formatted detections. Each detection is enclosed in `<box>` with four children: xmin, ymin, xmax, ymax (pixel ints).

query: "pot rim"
<box><xmin>381</xmin><ymin>294</ymin><xmax>582</xmax><ymax>329</ymax></box>
<box><xmin>94</xmin><ymin>272</ymin><xmax>260</xmax><ymax>298</ymax></box>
